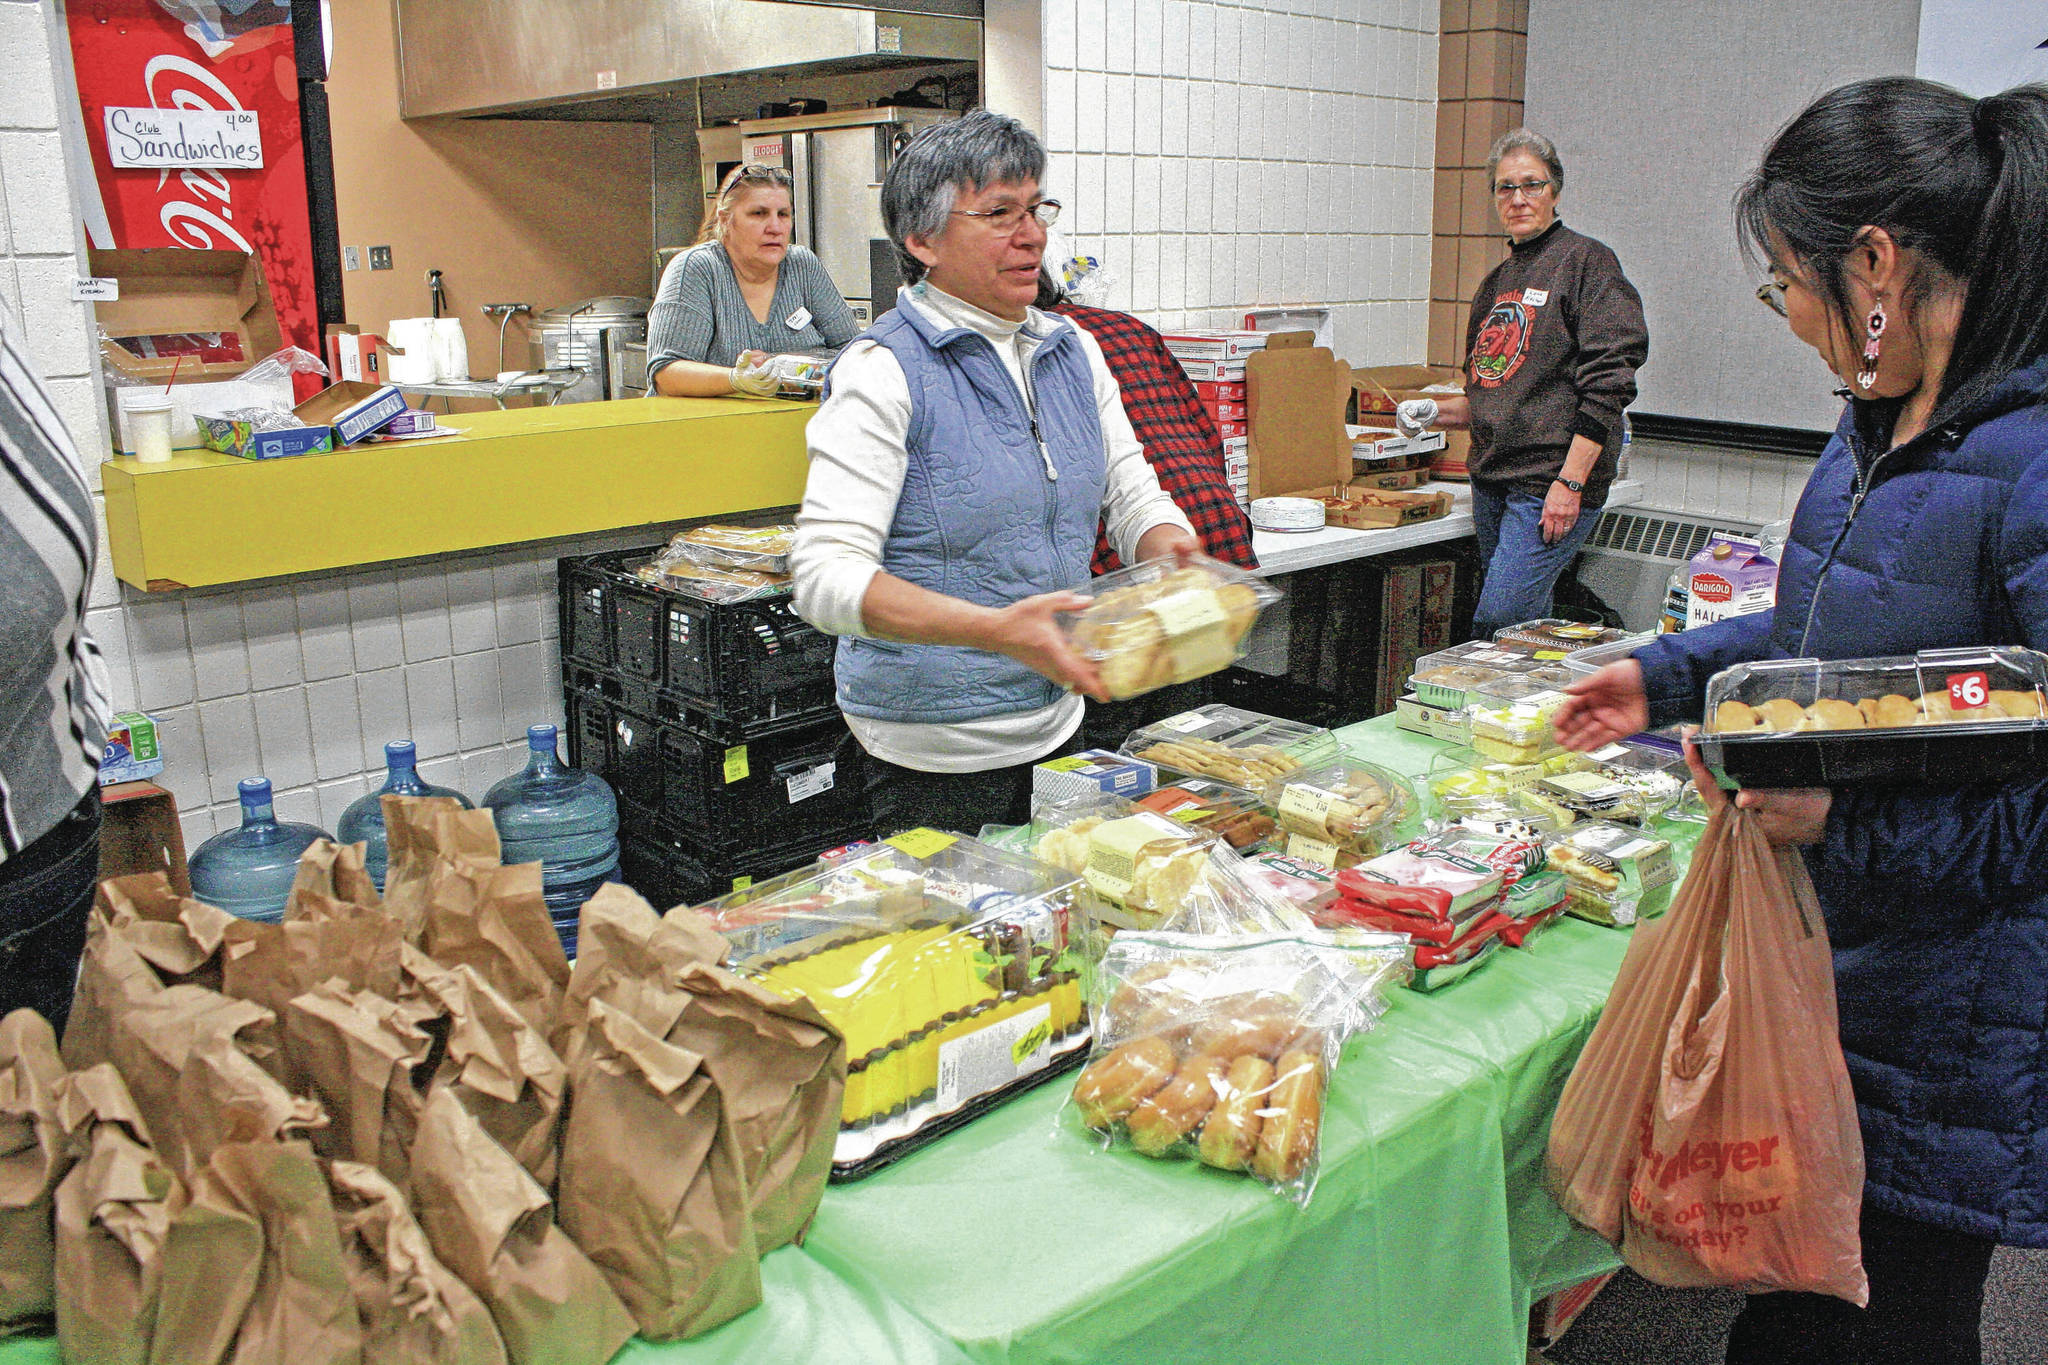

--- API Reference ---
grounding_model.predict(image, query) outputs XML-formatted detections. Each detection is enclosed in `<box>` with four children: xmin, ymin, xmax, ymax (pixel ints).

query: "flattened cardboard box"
<box><xmin>1246</xmin><ymin>331</ymin><xmax>1353</xmax><ymax>501</ymax></box>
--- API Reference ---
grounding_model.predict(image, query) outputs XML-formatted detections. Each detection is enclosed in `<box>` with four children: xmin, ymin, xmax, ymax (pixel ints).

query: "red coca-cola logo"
<box><xmin>1692</xmin><ymin>574</ymin><xmax>1734</xmax><ymax>604</ymax></box>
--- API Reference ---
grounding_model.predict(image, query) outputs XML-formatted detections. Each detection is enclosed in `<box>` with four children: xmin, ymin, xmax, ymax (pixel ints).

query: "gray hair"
<box><xmin>1487</xmin><ymin>127</ymin><xmax>1565</xmax><ymax>194</ymax></box>
<box><xmin>881</xmin><ymin>109</ymin><xmax>1047</xmax><ymax>283</ymax></box>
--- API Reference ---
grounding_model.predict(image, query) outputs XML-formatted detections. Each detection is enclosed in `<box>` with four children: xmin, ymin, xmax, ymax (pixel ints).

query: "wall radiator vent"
<box><xmin>1575</xmin><ymin>510</ymin><xmax>1759</xmax><ymax>631</ymax></box>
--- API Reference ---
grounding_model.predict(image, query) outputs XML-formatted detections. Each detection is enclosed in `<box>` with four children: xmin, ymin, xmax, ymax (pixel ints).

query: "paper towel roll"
<box><xmin>432</xmin><ymin>317</ymin><xmax>469</xmax><ymax>382</ymax></box>
<box><xmin>384</xmin><ymin>318</ymin><xmax>438</xmax><ymax>386</ymax></box>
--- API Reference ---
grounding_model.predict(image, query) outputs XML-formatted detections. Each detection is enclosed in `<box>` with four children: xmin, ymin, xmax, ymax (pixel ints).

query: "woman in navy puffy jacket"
<box><xmin>1555</xmin><ymin>78</ymin><xmax>2048</xmax><ymax>1365</ymax></box>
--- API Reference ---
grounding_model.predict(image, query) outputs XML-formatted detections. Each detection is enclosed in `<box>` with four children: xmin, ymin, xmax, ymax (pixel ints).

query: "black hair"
<box><xmin>1735</xmin><ymin>76</ymin><xmax>2048</xmax><ymax>425</ymax></box>
<box><xmin>1033</xmin><ymin>267</ymin><xmax>1065</xmax><ymax>311</ymax></box>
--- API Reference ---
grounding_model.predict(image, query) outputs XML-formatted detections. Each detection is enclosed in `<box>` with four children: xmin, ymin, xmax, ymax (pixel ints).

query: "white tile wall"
<box><xmin>1042</xmin><ymin>0</ymin><xmax>1437</xmax><ymax>363</ymax></box>
<box><xmin>0</xmin><ymin>2</ymin><xmax>677</xmax><ymax>856</ymax></box>
<box><xmin>1627</xmin><ymin>438</ymin><xmax>1811</xmax><ymax>528</ymax></box>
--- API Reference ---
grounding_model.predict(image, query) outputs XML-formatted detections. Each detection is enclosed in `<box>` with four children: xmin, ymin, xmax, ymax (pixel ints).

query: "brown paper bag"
<box><xmin>154</xmin><ymin>1138</ymin><xmax>364</xmax><ymax>1365</ymax></box>
<box><xmin>220</xmin><ymin>899</ymin><xmax>406</xmax><ymax>1025</ymax></box>
<box><xmin>554</xmin><ymin>885</ymin><xmax>724</xmax><ymax>1063</ymax></box>
<box><xmin>408</xmin><ymin>1088</ymin><xmax>636</xmax><ymax>1365</ymax></box>
<box><xmin>51</xmin><ymin>1064</ymin><xmax>179</xmax><ymax>1365</ymax></box>
<box><xmin>176</xmin><ymin>1028</ymin><xmax>330</xmax><ymax>1175</ymax></box>
<box><xmin>282</xmin><ymin>982</ymin><xmax>434</xmax><ymax>1186</ymax></box>
<box><xmin>288</xmin><ymin>838</ymin><xmax>382</xmax><ymax>916</ymax></box>
<box><xmin>64</xmin><ymin>873</ymin><xmax>249</xmax><ymax>1071</ymax></box>
<box><xmin>328</xmin><ymin>1159</ymin><xmax>509</xmax><ymax>1365</ymax></box>
<box><xmin>0</xmin><ymin>1011</ymin><xmax>70</xmax><ymax>1326</ymax></box>
<box><xmin>383</xmin><ymin>799</ymin><xmax>502</xmax><ymax>942</ymax></box>
<box><xmin>557</xmin><ymin>999</ymin><xmax>761</xmax><ymax>1340</ymax></box>
<box><xmin>668</xmin><ymin>960</ymin><xmax>845</xmax><ymax>1252</ymax></box>
<box><xmin>421</xmin><ymin>859</ymin><xmax>570</xmax><ymax>1038</ymax></box>
<box><xmin>403</xmin><ymin>950</ymin><xmax>566</xmax><ymax>1187</ymax></box>
<box><xmin>104</xmin><ymin>986</ymin><xmax>283</xmax><ymax>1177</ymax></box>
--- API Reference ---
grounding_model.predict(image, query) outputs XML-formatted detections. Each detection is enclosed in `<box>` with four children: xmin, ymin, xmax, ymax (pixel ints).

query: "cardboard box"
<box><xmin>325</xmin><ymin>323</ymin><xmax>386</xmax><ymax>383</ymax></box>
<box><xmin>1033</xmin><ymin>749</ymin><xmax>1158</xmax><ymax>804</ymax></box>
<box><xmin>1323</xmin><ymin>489</ymin><xmax>1454</xmax><ymax>530</ymax></box>
<box><xmin>1193</xmin><ymin>380</ymin><xmax>1247</xmax><ymax>401</ymax></box>
<box><xmin>1207</xmin><ymin>401</ymin><xmax>1248</xmax><ymax>421</ymax></box>
<box><xmin>1351</xmin><ymin>467</ymin><xmax>1427</xmax><ymax>492</ymax></box>
<box><xmin>1177</xmin><ymin>357</ymin><xmax>1247</xmax><ymax>383</ymax></box>
<box><xmin>1350</xmin><ymin>426</ymin><xmax>1447</xmax><ymax>460</ymax></box>
<box><xmin>1352</xmin><ymin>363</ymin><xmax>1471</xmax><ymax>481</ymax></box>
<box><xmin>92</xmin><ymin>246</ymin><xmax>291</xmax><ymax>454</ymax></box>
<box><xmin>99</xmin><ymin>711</ymin><xmax>164</xmax><ymax>785</ymax></box>
<box><xmin>98</xmin><ymin>780</ymin><xmax>190</xmax><ymax>897</ymax></box>
<box><xmin>1161</xmin><ymin>330</ymin><xmax>1269</xmax><ymax>361</ymax></box>
<box><xmin>194</xmin><ymin>414</ymin><xmax>336</xmax><ymax>461</ymax></box>
<box><xmin>1246</xmin><ymin>331</ymin><xmax>1354</xmax><ymax>501</ymax></box>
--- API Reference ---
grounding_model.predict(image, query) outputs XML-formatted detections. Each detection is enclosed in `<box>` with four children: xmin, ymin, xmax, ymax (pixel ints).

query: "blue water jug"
<box><xmin>483</xmin><ymin>724</ymin><xmax>619</xmax><ymax>952</ymax></box>
<box><xmin>337</xmin><ymin>740</ymin><xmax>473</xmax><ymax>891</ymax></box>
<box><xmin>187</xmin><ymin>778</ymin><xmax>333</xmax><ymax>923</ymax></box>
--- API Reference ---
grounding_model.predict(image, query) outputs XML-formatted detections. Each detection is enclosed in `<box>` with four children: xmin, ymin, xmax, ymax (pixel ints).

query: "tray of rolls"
<box><xmin>1062</xmin><ymin>554</ymin><xmax>1283</xmax><ymax>700</ymax></box>
<box><xmin>1696</xmin><ymin>646</ymin><xmax>2048</xmax><ymax>787</ymax></box>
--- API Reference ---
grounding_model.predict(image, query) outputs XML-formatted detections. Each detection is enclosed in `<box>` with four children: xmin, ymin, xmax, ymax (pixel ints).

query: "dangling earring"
<box><xmin>1856</xmin><ymin>299</ymin><xmax>1887</xmax><ymax>391</ymax></box>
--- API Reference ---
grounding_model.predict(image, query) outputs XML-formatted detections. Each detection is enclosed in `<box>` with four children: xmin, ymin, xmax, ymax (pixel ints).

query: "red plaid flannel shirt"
<box><xmin>1053</xmin><ymin>303</ymin><xmax>1258</xmax><ymax>574</ymax></box>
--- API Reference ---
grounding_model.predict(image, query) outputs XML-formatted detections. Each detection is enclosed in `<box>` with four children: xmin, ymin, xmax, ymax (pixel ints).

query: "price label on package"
<box><xmin>1949</xmin><ymin>671</ymin><xmax>1991</xmax><ymax>710</ymax></box>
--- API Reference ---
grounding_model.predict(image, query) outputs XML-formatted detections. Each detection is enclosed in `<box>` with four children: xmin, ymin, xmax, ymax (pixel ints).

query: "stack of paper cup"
<box><xmin>432</xmin><ymin>317</ymin><xmax>468</xmax><ymax>381</ymax></box>
<box><xmin>384</xmin><ymin>318</ymin><xmax>438</xmax><ymax>386</ymax></box>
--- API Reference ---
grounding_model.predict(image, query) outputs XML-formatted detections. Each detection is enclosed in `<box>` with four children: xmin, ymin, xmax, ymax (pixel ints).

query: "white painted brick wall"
<box><xmin>1043</xmin><ymin>0</ymin><xmax>1437</xmax><ymax>364</ymax></box>
<box><xmin>0</xmin><ymin>1</ymin><xmax>657</xmax><ymax>856</ymax></box>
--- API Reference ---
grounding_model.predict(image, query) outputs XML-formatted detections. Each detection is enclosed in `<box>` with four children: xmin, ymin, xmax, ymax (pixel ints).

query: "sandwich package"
<box><xmin>1062</xmin><ymin>553</ymin><xmax>1282</xmax><ymax>700</ymax></box>
<box><xmin>1121</xmin><ymin>703</ymin><xmax>1340</xmax><ymax>791</ymax></box>
<box><xmin>1696</xmin><ymin>646</ymin><xmax>2048</xmax><ymax>786</ymax></box>
<box><xmin>1545</xmin><ymin>821</ymin><xmax>1678</xmax><ymax>927</ymax></box>
<box><xmin>697</xmin><ymin>830</ymin><xmax>1096</xmax><ymax>1176</ymax></box>
<box><xmin>1265</xmin><ymin>759</ymin><xmax>1420</xmax><ymax>868</ymax></box>
<box><xmin>636</xmin><ymin>525</ymin><xmax>797</xmax><ymax>602</ymax></box>
<box><xmin>1322</xmin><ymin>834</ymin><xmax>1513</xmax><ymax>989</ymax></box>
<box><xmin>1063</xmin><ymin>928</ymin><xmax>1407</xmax><ymax>1203</ymax></box>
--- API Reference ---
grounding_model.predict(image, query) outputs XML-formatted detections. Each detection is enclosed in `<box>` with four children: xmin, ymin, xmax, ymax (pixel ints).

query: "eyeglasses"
<box><xmin>1492</xmin><ymin>179</ymin><xmax>1554</xmax><ymax>201</ymax></box>
<box><xmin>1755</xmin><ymin>277</ymin><xmax>1790</xmax><ymax>318</ymax></box>
<box><xmin>951</xmin><ymin>198</ymin><xmax>1062</xmax><ymax>233</ymax></box>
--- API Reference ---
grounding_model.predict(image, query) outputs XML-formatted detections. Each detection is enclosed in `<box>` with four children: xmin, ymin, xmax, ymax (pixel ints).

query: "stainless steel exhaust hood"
<box><xmin>394</xmin><ymin>0</ymin><xmax>982</xmax><ymax>121</ymax></box>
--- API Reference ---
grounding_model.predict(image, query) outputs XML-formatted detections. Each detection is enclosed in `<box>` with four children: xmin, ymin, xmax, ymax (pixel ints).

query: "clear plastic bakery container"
<box><xmin>700</xmin><ymin>829</ymin><xmax>1099</xmax><ymax>1174</ymax></box>
<box><xmin>1560</xmin><ymin>631</ymin><xmax>1656</xmax><ymax>678</ymax></box>
<box><xmin>1027</xmin><ymin>798</ymin><xmax>1226</xmax><ymax>931</ymax></box>
<box><xmin>1061</xmin><ymin>553</ymin><xmax>1283</xmax><ymax>700</ymax></box>
<box><xmin>1407</xmin><ymin>641</ymin><xmax>1546</xmax><ymax>710</ymax></box>
<box><xmin>1696</xmin><ymin>646</ymin><xmax>2048</xmax><ymax>786</ymax></box>
<box><xmin>1492</xmin><ymin>619</ymin><xmax>1638</xmax><ymax>653</ymax></box>
<box><xmin>1265</xmin><ymin>760</ymin><xmax>1421</xmax><ymax>866</ymax></box>
<box><xmin>1130</xmin><ymin>778</ymin><xmax>1280</xmax><ymax>851</ymax></box>
<box><xmin>1542</xmin><ymin>820</ymin><xmax>1678</xmax><ymax>927</ymax></box>
<box><xmin>1462</xmin><ymin>688</ymin><xmax>1570</xmax><ymax>764</ymax></box>
<box><xmin>1121</xmin><ymin>704</ymin><xmax>1340</xmax><ymax>788</ymax></box>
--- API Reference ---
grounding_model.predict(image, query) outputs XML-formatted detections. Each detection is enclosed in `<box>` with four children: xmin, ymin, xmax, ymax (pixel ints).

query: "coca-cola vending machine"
<box><xmin>62</xmin><ymin>0</ymin><xmax>339</xmax><ymax>384</ymax></box>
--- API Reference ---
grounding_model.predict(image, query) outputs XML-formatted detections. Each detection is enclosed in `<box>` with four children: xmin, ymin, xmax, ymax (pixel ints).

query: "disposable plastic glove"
<box><xmin>730</xmin><ymin>352</ymin><xmax>780</xmax><ymax>397</ymax></box>
<box><xmin>1394</xmin><ymin>398</ymin><xmax>1439</xmax><ymax>437</ymax></box>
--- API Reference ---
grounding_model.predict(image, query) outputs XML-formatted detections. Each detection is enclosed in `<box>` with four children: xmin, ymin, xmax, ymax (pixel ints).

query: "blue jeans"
<box><xmin>1469</xmin><ymin>480</ymin><xmax>1602</xmax><ymax>638</ymax></box>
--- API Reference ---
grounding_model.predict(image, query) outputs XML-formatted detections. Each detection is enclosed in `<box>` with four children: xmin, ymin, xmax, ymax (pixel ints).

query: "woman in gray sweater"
<box><xmin>646</xmin><ymin>163</ymin><xmax>861</xmax><ymax>397</ymax></box>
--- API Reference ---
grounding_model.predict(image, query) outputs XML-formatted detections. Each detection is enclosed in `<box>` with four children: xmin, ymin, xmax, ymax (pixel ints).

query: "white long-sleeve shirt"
<box><xmin>791</xmin><ymin>282</ymin><xmax>1194</xmax><ymax>773</ymax></box>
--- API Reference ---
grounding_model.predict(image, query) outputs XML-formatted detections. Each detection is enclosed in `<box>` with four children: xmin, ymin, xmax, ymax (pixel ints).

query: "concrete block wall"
<box><xmin>0</xmin><ymin>0</ymin><xmax>642</xmax><ymax>855</ymax></box>
<box><xmin>1039</xmin><ymin>0</ymin><xmax>1440</xmax><ymax>364</ymax></box>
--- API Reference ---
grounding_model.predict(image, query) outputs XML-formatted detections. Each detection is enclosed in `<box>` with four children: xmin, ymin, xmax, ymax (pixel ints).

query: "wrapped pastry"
<box><xmin>1064</xmin><ymin>555</ymin><xmax>1281</xmax><ymax>700</ymax></box>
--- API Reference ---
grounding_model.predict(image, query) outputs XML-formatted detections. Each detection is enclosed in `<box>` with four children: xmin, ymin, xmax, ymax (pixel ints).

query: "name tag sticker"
<box><xmin>1522</xmin><ymin>288</ymin><xmax>1549</xmax><ymax>307</ymax></box>
<box><xmin>784</xmin><ymin>306</ymin><xmax>813</xmax><ymax>331</ymax></box>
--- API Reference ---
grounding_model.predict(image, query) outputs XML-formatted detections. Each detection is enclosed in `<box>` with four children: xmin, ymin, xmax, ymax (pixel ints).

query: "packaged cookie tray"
<box><xmin>1061</xmin><ymin>552</ymin><xmax>1284</xmax><ymax>701</ymax></box>
<box><xmin>1122</xmin><ymin>703</ymin><xmax>1341</xmax><ymax>788</ymax></box>
<box><xmin>1028</xmin><ymin>796</ymin><xmax>1229</xmax><ymax>931</ymax></box>
<box><xmin>1408</xmin><ymin>641</ymin><xmax>1553</xmax><ymax>709</ymax></box>
<box><xmin>1492</xmin><ymin>618</ymin><xmax>1639</xmax><ymax>653</ymax></box>
<box><xmin>1064</xmin><ymin>928</ymin><xmax>1408</xmax><ymax>1205</ymax></box>
<box><xmin>702</xmin><ymin>829</ymin><xmax>1102</xmax><ymax>1175</ymax></box>
<box><xmin>1264</xmin><ymin>758</ymin><xmax>1422</xmax><ymax>866</ymax></box>
<box><xmin>1696</xmin><ymin>646</ymin><xmax>2048</xmax><ymax>787</ymax></box>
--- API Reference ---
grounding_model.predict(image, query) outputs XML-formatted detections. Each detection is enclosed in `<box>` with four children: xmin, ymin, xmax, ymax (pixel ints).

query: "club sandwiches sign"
<box><xmin>103</xmin><ymin>103</ymin><xmax>263</xmax><ymax>170</ymax></box>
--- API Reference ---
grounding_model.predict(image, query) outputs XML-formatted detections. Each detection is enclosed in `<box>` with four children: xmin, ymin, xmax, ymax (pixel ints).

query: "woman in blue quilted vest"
<box><xmin>1555</xmin><ymin>78</ymin><xmax>2048</xmax><ymax>1364</ymax></box>
<box><xmin>791</xmin><ymin>111</ymin><xmax>1197</xmax><ymax>833</ymax></box>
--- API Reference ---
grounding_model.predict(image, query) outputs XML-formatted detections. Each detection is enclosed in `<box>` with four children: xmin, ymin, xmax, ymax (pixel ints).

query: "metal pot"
<box><xmin>529</xmin><ymin>295</ymin><xmax>650</xmax><ymax>403</ymax></box>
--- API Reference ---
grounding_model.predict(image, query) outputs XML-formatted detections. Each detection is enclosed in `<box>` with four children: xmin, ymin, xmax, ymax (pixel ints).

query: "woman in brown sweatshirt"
<box><xmin>1403</xmin><ymin>128</ymin><xmax>1649</xmax><ymax>637</ymax></box>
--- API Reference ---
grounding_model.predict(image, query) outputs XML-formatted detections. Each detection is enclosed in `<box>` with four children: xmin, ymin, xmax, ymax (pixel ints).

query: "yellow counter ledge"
<box><xmin>101</xmin><ymin>396</ymin><xmax>815</xmax><ymax>591</ymax></box>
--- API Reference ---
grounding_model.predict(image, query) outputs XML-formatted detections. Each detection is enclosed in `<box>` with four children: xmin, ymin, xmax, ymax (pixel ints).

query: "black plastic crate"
<box><xmin>557</xmin><ymin>547</ymin><xmax>837</xmax><ymax>730</ymax></box>
<box><xmin>658</xmin><ymin>711</ymin><xmax>869</xmax><ymax>853</ymax></box>
<box><xmin>618</xmin><ymin>830</ymin><xmax>868</xmax><ymax>909</ymax></box>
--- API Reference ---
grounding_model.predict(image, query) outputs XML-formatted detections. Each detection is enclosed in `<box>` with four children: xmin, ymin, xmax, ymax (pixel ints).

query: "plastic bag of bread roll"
<box><xmin>1062</xmin><ymin>553</ymin><xmax>1283</xmax><ymax>700</ymax></box>
<box><xmin>1062</xmin><ymin>928</ymin><xmax>1407</xmax><ymax>1204</ymax></box>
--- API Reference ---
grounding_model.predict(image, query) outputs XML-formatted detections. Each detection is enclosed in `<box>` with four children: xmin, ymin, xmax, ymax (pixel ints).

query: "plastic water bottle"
<box><xmin>188</xmin><ymin>778</ymin><xmax>333</xmax><ymax>923</ymax></box>
<box><xmin>1658</xmin><ymin>563</ymin><xmax>1689</xmax><ymax>635</ymax></box>
<box><xmin>337</xmin><ymin>740</ymin><xmax>472</xmax><ymax>891</ymax></box>
<box><xmin>483</xmin><ymin>724</ymin><xmax>620</xmax><ymax>954</ymax></box>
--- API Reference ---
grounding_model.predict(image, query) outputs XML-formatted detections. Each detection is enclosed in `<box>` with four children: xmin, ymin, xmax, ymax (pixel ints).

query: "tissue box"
<box><xmin>100</xmin><ymin>711</ymin><xmax>164</xmax><ymax>785</ymax></box>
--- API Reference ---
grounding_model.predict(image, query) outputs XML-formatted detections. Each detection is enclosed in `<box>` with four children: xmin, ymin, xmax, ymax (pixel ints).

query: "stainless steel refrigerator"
<box><xmin>721</xmin><ymin>106</ymin><xmax>958</xmax><ymax>327</ymax></box>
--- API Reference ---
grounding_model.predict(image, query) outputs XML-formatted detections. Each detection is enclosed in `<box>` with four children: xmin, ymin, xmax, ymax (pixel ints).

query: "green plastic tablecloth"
<box><xmin>0</xmin><ymin>717</ymin><xmax>1693</xmax><ymax>1365</ymax></box>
